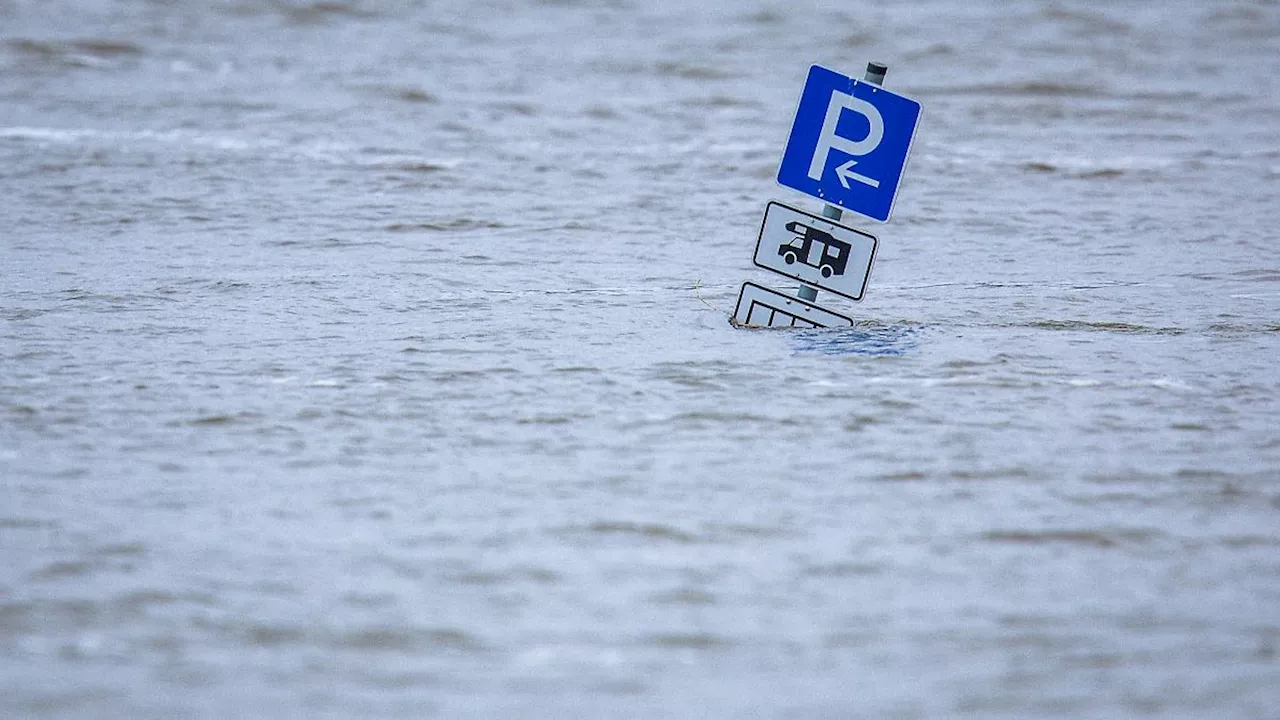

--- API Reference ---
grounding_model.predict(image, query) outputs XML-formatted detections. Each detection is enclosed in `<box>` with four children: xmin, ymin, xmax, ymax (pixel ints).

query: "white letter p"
<box><xmin>807</xmin><ymin>90</ymin><xmax>884</xmax><ymax>181</ymax></box>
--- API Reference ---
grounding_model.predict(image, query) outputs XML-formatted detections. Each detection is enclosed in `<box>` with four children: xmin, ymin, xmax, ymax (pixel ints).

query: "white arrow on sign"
<box><xmin>834</xmin><ymin>159</ymin><xmax>880</xmax><ymax>189</ymax></box>
<box><xmin>806</xmin><ymin>89</ymin><xmax>885</xmax><ymax>185</ymax></box>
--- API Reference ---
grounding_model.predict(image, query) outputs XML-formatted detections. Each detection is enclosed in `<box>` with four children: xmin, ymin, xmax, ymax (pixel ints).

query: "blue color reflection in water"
<box><xmin>791</xmin><ymin>323</ymin><xmax>922</xmax><ymax>357</ymax></box>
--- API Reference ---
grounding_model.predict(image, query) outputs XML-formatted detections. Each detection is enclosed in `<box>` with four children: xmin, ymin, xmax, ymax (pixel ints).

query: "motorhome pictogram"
<box><xmin>776</xmin><ymin>221</ymin><xmax>851</xmax><ymax>278</ymax></box>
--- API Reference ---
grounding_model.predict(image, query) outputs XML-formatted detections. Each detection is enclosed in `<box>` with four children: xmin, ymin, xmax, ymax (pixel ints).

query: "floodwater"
<box><xmin>3</xmin><ymin>0</ymin><xmax>1279</xmax><ymax>717</ymax></box>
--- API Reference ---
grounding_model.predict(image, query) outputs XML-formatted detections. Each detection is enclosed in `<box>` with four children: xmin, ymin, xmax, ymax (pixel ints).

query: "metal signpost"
<box><xmin>732</xmin><ymin>61</ymin><xmax>920</xmax><ymax>329</ymax></box>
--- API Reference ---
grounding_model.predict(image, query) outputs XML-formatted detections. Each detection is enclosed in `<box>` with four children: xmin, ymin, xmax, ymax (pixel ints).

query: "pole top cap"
<box><xmin>863</xmin><ymin>62</ymin><xmax>888</xmax><ymax>85</ymax></box>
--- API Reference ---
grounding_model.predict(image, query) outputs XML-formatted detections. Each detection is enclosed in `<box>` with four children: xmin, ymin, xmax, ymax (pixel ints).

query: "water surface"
<box><xmin>3</xmin><ymin>1</ymin><xmax>1279</xmax><ymax>717</ymax></box>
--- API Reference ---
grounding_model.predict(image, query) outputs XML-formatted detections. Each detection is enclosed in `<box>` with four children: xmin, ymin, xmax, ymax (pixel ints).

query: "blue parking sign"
<box><xmin>777</xmin><ymin>64</ymin><xmax>922</xmax><ymax>223</ymax></box>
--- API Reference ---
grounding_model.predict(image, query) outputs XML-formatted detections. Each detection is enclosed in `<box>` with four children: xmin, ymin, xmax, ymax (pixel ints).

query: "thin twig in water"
<box><xmin>693</xmin><ymin>279</ymin><xmax>725</xmax><ymax>315</ymax></box>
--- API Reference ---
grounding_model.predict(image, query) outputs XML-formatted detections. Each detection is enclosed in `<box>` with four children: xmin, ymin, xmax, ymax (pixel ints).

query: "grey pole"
<box><xmin>798</xmin><ymin>61</ymin><xmax>889</xmax><ymax>303</ymax></box>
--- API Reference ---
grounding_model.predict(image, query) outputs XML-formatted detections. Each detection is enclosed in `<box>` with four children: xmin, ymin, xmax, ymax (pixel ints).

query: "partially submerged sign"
<box><xmin>728</xmin><ymin>61</ymin><xmax>919</xmax><ymax>331</ymax></box>
<box><xmin>752</xmin><ymin>201</ymin><xmax>877</xmax><ymax>302</ymax></box>
<box><xmin>732</xmin><ymin>282</ymin><xmax>853</xmax><ymax>329</ymax></box>
<box><xmin>776</xmin><ymin>64</ymin><xmax>921</xmax><ymax>223</ymax></box>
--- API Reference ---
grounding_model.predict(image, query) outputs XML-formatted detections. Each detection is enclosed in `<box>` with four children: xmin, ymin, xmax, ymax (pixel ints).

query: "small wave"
<box><xmin>1035</xmin><ymin>375</ymin><xmax>1194</xmax><ymax>393</ymax></box>
<box><xmin>387</xmin><ymin>160</ymin><xmax>451</xmax><ymax>172</ymax></box>
<box><xmin>649</xmin><ymin>361</ymin><xmax>735</xmax><ymax>389</ymax></box>
<box><xmin>1229</xmin><ymin>269</ymin><xmax>1280</xmax><ymax>283</ymax></box>
<box><xmin>1206</xmin><ymin>321</ymin><xmax>1280</xmax><ymax>335</ymax></box>
<box><xmin>706</xmin><ymin>522</ymin><xmax>794</xmax><ymax>540</ymax></box>
<box><xmin>839</xmin><ymin>30</ymin><xmax>878</xmax><ymax>48</ymax></box>
<box><xmin>200</xmin><ymin>615</ymin><xmax>488</xmax><ymax>654</ymax></box>
<box><xmin>551</xmin><ymin>365</ymin><xmax>604</xmax><ymax>375</ymax></box>
<box><xmin>447</xmin><ymin>566</ymin><xmax>560</xmax><ymax>587</ymax></box>
<box><xmin>921</xmin><ymin>81</ymin><xmax>1101</xmax><ymax>97</ymax></box>
<box><xmin>0</xmin><ymin>516</ymin><xmax>59</xmax><ymax>530</ymax></box>
<box><xmin>275</xmin><ymin>1</ymin><xmax>380</xmax><ymax>25</ymax></box>
<box><xmin>743</xmin><ymin>9</ymin><xmax>785</xmax><ymax>25</ymax></box>
<box><xmin>1041</xmin><ymin>6</ymin><xmax>1132</xmax><ymax>34</ymax></box>
<box><xmin>350</xmin><ymin>83</ymin><xmax>439</xmax><ymax>104</ymax></box>
<box><xmin>333</xmin><ymin>626</ymin><xmax>484</xmax><ymax>652</ymax></box>
<box><xmin>802</xmin><ymin>561</ymin><xmax>882</xmax><ymax>577</ymax></box>
<box><xmin>1026</xmin><ymin>319</ymin><xmax>1185</xmax><ymax>335</ymax></box>
<box><xmin>7</xmin><ymin>38</ymin><xmax>144</xmax><ymax>67</ymax></box>
<box><xmin>583</xmin><ymin>521</ymin><xmax>700</xmax><ymax>544</ymax></box>
<box><xmin>696</xmin><ymin>95</ymin><xmax>758</xmax><ymax>109</ymax></box>
<box><xmin>384</xmin><ymin>218</ymin><xmax>505</xmax><ymax>232</ymax></box>
<box><xmin>1022</xmin><ymin>161</ymin><xmax>1126</xmax><ymax>178</ymax></box>
<box><xmin>515</xmin><ymin>415</ymin><xmax>574</xmax><ymax>425</ymax></box>
<box><xmin>655</xmin><ymin>61</ymin><xmax>733</xmax><ymax>80</ymax></box>
<box><xmin>1205</xmin><ymin>6</ymin><xmax>1280</xmax><ymax>39</ymax></box>
<box><xmin>184</xmin><ymin>412</ymin><xmax>262</xmax><ymax>426</ymax></box>
<box><xmin>582</xmin><ymin>104</ymin><xmax>619</xmax><ymax>120</ymax></box>
<box><xmin>0</xmin><ymin>126</ymin><xmax>96</xmax><ymax>143</ymax></box>
<box><xmin>1018</xmin><ymin>151</ymin><xmax>1180</xmax><ymax>177</ymax></box>
<box><xmin>486</xmin><ymin>100</ymin><xmax>538</xmax><ymax>117</ymax></box>
<box><xmin>981</xmin><ymin>528</ymin><xmax>1163</xmax><ymax>548</ymax></box>
<box><xmin>649</xmin><ymin>588</ymin><xmax>717</xmax><ymax>606</ymax></box>
<box><xmin>874</xmin><ymin>471</ymin><xmax>929</xmax><ymax>483</ymax></box>
<box><xmin>29</xmin><ymin>544</ymin><xmax>150</xmax><ymax>580</ymax></box>
<box><xmin>31</xmin><ymin>560</ymin><xmax>96</xmax><ymax>580</ymax></box>
<box><xmin>396</xmin><ymin>88</ymin><xmax>438</xmax><ymax>104</ymax></box>
<box><xmin>641</xmin><ymin>632</ymin><xmax>730</xmax><ymax>649</ymax></box>
<box><xmin>669</xmin><ymin>410</ymin><xmax>774</xmax><ymax>424</ymax></box>
<box><xmin>904</xmin><ymin>42</ymin><xmax>955</xmax><ymax>59</ymax></box>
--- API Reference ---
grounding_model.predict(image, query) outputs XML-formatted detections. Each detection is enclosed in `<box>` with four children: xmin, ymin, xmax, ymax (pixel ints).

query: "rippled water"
<box><xmin>3</xmin><ymin>1</ymin><xmax>1280</xmax><ymax>717</ymax></box>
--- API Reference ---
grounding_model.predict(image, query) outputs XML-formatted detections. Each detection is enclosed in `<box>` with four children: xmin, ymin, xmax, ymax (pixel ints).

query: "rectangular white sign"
<box><xmin>731</xmin><ymin>282</ymin><xmax>854</xmax><ymax>329</ymax></box>
<box><xmin>752</xmin><ymin>201</ymin><xmax>877</xmax><ymax>302</ymax></box>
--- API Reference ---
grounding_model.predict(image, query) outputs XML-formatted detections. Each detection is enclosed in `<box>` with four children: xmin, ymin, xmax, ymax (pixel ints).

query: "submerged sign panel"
<box><xmin>752</xmin><ymin>201</ymin><xmax>877</xmax><ymax>302</ymax></box>
<box><xmin>776</xmin><ymin>64</ymin><xmax>921</xmax><ymax>222</ymax></box>
<box><xmin>732</xmin><ymin>282</ymin><xmax>854</xmax><ymax>329</ymax></box>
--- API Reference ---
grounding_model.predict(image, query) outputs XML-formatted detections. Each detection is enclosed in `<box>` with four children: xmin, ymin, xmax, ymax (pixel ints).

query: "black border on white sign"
<box><xmin>751</xmin><ymin>201</ymin><xmax>878</xmax><ymax>302</ymax></box>
<box><xmin>731</xmin><ymin>282</ymin><xmax>855</xmax><ymax>329</ymax></box>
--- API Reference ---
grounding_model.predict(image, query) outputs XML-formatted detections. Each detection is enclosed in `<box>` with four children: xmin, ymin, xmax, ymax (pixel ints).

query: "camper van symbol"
<box><xmin>777</xmin><ymin>221</ymin><xmax>851</xmax><ymax>278</ymax></box>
